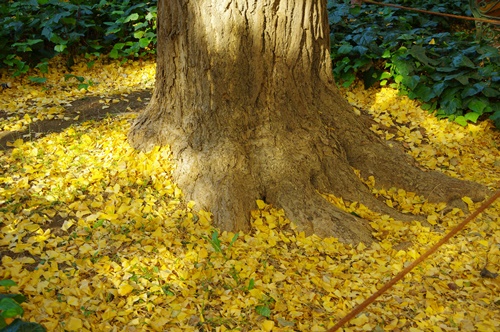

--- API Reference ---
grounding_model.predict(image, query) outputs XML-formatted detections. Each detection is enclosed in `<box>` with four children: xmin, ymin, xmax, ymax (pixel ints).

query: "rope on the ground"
<box><xmin>327</xmin><ymin>189</ymin><xmax>500</xmax><ymax>332</ymax></box>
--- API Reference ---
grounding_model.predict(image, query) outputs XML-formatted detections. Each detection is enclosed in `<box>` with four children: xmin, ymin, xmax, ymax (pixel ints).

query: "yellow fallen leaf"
<box><xmin>350</xmin><ymin>314</ymin><xmax>369</xmax><ymax>326</ymax></box>
<box><xmin>462</xmin><ymin>196</ymin><xmax>474</xmax><ymax>209</ymax></box>
<box><xmin>261</xmin><ymin>320</ymin><xmax>274</xmax><ymax>331</ymax></box>
<box><xmin>24</xmin><ymin>223</ymin><xmax>41</xmax><ymax>232</ymax></box>
<box><xmin>67</xmin><ymin>296</ymin><xmax>79</xmax><ymax>307</ymax></box>
<box><xmin>427</xmin><ymin>214</ymin><xmax>438</xmax><ymax>225</ymax></box>
<box><xmin>79</xmin><ymin>243</ymin><xmax>93</xmax><ymax>255</ymax></box>
<box><xmin>66</xmin><ymin>317</ymin><xmax>83</xmax><ymax>331</ymax></box>
<box><xmin>150</xmin><ymin>316</ymin><xmax>169</xmax><ymax>331</ymax></box>
<box><xmin>61</xmin><ymin>219</ymin><xmax>75</xmax><ymax>231</ymax></box>
<box><xmin>118</xmin><ymin>283</ymin><xmax>134</xmax><ymax>296</ymax></box>
<box><xmin>102</xmin><ymin>309</ymin><xmax>117</xmax><ymax>321</ymax></box>
<box><xmin>256</xmin><ymin>200</ymin><xmax>266</xmax><ymax>209</ymax></box>
<box><xmin>249</xmin><ymin>288</ymin><xmax>264</xmax><ymax>299</ymax></box>
<box><xmin>198</xmin><ymin>248</ymin><xmax>208</xmax><ymax>259</ymax></box>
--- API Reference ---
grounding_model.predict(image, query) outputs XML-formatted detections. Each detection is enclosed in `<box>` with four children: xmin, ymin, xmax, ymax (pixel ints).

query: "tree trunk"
<box><xmin>128</xmin><ymin>0</ymin><xmax>488</xmax><ymax>244</ymax></box>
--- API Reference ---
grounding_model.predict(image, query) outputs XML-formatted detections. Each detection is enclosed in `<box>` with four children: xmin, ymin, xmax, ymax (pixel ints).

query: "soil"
<box><xmin>0</xmin><ymin>89</ymin><xmax>152</xmax><ymax>150</ymax></box>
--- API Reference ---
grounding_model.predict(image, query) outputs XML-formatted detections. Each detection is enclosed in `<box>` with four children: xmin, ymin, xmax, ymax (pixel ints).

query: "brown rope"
<box><xmin>327</xmin><ymin>190</ymin><xmax>500</xmax><ymax>332</ymax></box>
<box><xmin>356</xmin><ymin>0</ymin><xmax>500</xmax><ymax>25</ymax></box>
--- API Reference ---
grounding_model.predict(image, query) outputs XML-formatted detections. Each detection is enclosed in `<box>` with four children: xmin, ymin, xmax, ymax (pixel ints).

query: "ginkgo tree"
<box><xmin>128</xmin><ymin>0</ymin><xmax>487</xmax><ymax>243</ymax></box>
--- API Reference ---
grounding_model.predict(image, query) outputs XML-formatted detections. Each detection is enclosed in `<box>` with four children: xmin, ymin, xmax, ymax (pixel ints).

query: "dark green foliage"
<box><xmin>2</xmin><ymin>0</ymin><xmax>498</xmax><ymax>128</ymax></box>
<box><xmin>328</xmin><ymin>0</ymin><xmax>500</xmax><ymax>128</ymax></box>
<box><xmin>0</xmin><ymin>319</ymin><xmax>46</xmax><ymax>332</ymax></box>
<box><xmin>0</xmin><ymin>280</ymin><xmax>46</xmax><ymax>332</ymax></box>
<box><xmin>0</xmin><ymin>0</ymin><xmax>157</xmax><ymax>75</ymax></box>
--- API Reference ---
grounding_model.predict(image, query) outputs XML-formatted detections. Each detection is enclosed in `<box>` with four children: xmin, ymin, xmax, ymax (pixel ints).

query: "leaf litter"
<box><xmin>0</xmin><ymin>56</ymin><xmax>499</xmax><ymax>331</ymax></box>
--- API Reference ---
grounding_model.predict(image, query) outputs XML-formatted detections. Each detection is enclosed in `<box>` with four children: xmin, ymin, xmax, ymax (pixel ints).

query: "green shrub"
<box><xmin>0</xmin><ymin>280</ymin><xmax>46</xmax><ymax>331</ymax></box>
<box><xmin>2</xmin><ymin>0</ymin><xmax>498</xmax><ymax>128</ymax></box>
<box><xmin>0</xmin><ymin>0</ymin><xmax>157</xmax><ymax>75</ymax></box>
<box><xmin>328</xmin><ymin>0</ymin><xmax>500</xmax><ymax>128</ymax></box>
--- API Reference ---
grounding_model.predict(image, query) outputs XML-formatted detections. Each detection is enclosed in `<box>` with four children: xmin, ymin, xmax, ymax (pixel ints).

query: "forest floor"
<box><xmin>0</xmin><ymin>56</ymin><xmax>499</xmax><ymax>332</ymax></box>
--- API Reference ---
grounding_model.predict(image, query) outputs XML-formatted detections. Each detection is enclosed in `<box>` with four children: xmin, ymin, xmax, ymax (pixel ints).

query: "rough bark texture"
<box><xmin>128</xmin><ymin>0</ymin><xmax>488</xmax><ymax>244</ymax></box>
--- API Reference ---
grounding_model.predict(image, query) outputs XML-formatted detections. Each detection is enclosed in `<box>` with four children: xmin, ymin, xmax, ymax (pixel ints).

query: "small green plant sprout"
<box><xmin>246</xmin><ymin>278</ymin><xmax>255</xmax><ymax>291</ymax></box>
<box><xmin>255</xmin><ymin>295</ymin><xmax>275</xmax><ymax>318</ymax></box>
<box><xmin>0</xmin><ymin>279</ymin><xmax>46</xmax><ymax>331</ymax></box>
<box><xmin>206</xmin><ymin>229</ymin><xmax>222</xmax><ymax>253</ymax></box>
<box><xmin>228</xmin><ymin>232</ymin><xmax>239</xmax><ymax>251</ymax></box>
<box><xmin>204</xmin><ymin>230</ymin><xmax>239</xmax><ymax>259</ymax></box>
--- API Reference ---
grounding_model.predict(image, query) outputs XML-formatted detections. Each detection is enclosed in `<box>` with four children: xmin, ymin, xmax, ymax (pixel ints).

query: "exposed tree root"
<box><xmin>323</xmin><ymin>96</ymin><xmax>490</xmax><ymax>206</ymax></box>
<box><xmin>129</xmin><ymin>85</ymin><xmax>490</xmax><ymax>245</ymax></box>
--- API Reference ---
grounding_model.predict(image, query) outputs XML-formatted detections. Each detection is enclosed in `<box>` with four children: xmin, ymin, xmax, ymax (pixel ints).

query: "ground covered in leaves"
<box><xmin>0</xmin><ymin>57</ymin><xmax>499</xmax><ymax>331</ymax></box>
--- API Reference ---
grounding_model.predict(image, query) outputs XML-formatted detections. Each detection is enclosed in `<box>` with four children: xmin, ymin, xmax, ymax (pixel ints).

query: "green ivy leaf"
<box><xmin>392</xmin><ymin>58</ymin><xmax>414</xmax><ymax>77</ymax></box>
<box><xmin>477</xmin><ymin>45</ymin><xmax>499</xmax><ymax>59</ymax></box>
<box><xmin>0</xmin><ymin>294</ymin><xmax>26</xmax><ymax>304</ymax></box>
<box><xmin>133</xmin><ymin>31</ymin><xmax>145</xmax><ymax>39</ymax></box>
<box><xmin>138</xmin><ymin>38</ymin><xmax>150</xmax><ymax>48</ymax></box>
<box><xmin>413</xmin><ymin>84</ymin><xmax>435</xmax><ymax>102</ymax></box>
<box><xmin>432</xmin><ymin>81</ymin><xmax>448</xmax><ymax>97</ymax></box>
<box><xmin>0</xmin><ymin>318</ymin><xmax>46</xmax><ymax>332</ymax></box>
<box><xmin>461</xmin><ymin>82</ymin><xmax>484</xmax><ymax>98</ymax></box>
<box><xmin>113</xmin><ymin>43</ymin><xmax>126</xmax><ymax>50</ymax></box>
<box><xmin>482</xmin><ymin>87</ymin><xmax>499</xmax><ymax>98</ymax></box>
<box><xmin>452</xmin><ymin>54</ymin><xmax>476</xmax><ymax>68</ymax></box>
<box><xmin>467</xmin><ymin>98</ymin><xmax>488</xmax><ymax>114</ymax></box>
<box><xmin>54</xmin><ymin>44</ymin><xmax>66</xmax><ymax>52</ymax></box>
<box><xmin>456</xmin><ymin>74</ymin><xmax>472</xmax><ymax>85</ymax></box>
<box><xmin>380</xmin><ymin>72</ymin><xmax>391</xmax><ymax>80</ymax></box>
<box><xmin>340</xmin><ymin>71</ymin><xmax>356</xmax><ymax>87</ymax></box>
<box><xmin>28</xmin><ymin>76</ymin><xmax>47</xmax><ymax>84</ymax></box>
<box><xmin>464</xmin><ymin>112</ymin><xmax>480</xmax><ymax>123</ymax></box>
<box><xmin>394</xmin><ymin>75</ymin><xmax>404</xmax><ymax>84</ymax></box>
<box><xmin>124</xmin><ymin>13</ymin><xmax>139</xmax><ymax>23</ymax></box>
<box><xmin>403</xmin><ymin>75</ymin><xmax>420</xmax><ymax>90</ymax></box>
<box><xmin>256</xmin><ymin>305</ymin><xmax>271</xmax><ymax>318</ymax></box>
<box><xmin>349</xmin><ymin>5</ymin><xmax>361</xmax><ymax>15</ymax></box>
<box><xmin>0</xmin><ymin>280</ymin><xmax>17</xmax><ymax>290</ymax></box>
<box><xmin>0</xmin><ymin>298</ymin><xmax>24</xmax><ymax>318</ymax></box>
<box><xmin>454</xmin><ymin>115</ymin><xmax>467</xmax><ymax>126</ymax></box>
<box><xmin>441</xmin><ymin>87</ymin><xmax>462</xmax><ymax>114</ymax></box>
<box><xmin>490</xmin><ymin>111</ymin><xmax>500</xmax><ymax>129</ymax></box>
<box><xmin>109</xmin><ymin>49</ymin><xmax>119</xmax><ymax>59</ymax></box>
<box><xmin>421</xmin><ymin>101</ymin><xmax>437</xmax><ymax>112</ymax></box>
<box><xmin>382</xmin><ymin>49</ymin><xmax>391</xmax><ymax>59</ymax></box>
<box><xmin>338</xmin><ymin>43</ymin><xmax>353</xmax><ymax>55</ymax></box>
<box><xmin>409</xmin><ymin>45</ymin><xmax>440</xmax><ymax>67</ymax></box>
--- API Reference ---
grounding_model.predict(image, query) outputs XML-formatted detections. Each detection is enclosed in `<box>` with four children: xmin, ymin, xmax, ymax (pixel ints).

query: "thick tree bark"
<box><xmin>128</xmin><ymin>0</ymin><xmax>487</xmax><ymax>244</ymax></box>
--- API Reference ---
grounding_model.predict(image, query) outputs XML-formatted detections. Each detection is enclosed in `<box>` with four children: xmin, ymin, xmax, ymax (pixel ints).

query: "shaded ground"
<box><xmin>0</xmin><ymin>89</ymin><xmax>152</xmax><ymax>150</ymax></box>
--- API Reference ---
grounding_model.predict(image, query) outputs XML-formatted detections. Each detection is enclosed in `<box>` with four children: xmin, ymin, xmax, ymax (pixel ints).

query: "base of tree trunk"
<box><xmin>129</xmin><ymin>83</ymin><xmax>488</xmax><ymax>244</ymax></box>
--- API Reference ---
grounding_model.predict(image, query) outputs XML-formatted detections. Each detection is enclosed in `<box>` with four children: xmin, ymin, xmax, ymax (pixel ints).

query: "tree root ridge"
<box><xmin>164</xmin><ymin>132</ymin><xmax>384</xmax><ymax>244</ymax></box>
<box><xmin>128</xmin><ymin>91</ymin><xmax>490</xmax><ymax>244</ymax></box>
<box><xmin>321</xmin><ymin>92</ymin><xmax>490</xmax><ymax>206</ymax></box>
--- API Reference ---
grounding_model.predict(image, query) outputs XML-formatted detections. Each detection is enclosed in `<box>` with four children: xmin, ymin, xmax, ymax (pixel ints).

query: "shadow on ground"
<box><xmin>0</xmin><ymin>89</ymin><xmax>152</xmax><ymax>150</ymax></box>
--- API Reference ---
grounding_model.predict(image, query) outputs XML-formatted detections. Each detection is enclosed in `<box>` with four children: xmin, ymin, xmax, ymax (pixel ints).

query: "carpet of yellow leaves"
<box><xmin>0</xmin><ymin>56</ymin><xmax>499</xmax><ymax>331</ymax></box>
